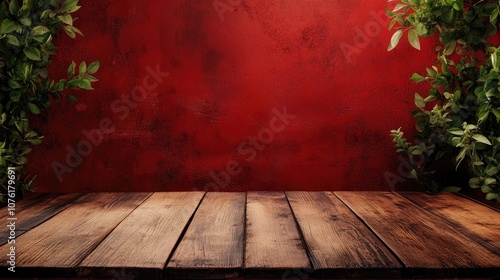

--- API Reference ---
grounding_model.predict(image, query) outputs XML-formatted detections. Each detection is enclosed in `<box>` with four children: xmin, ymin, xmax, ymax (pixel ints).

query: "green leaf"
<box><xmin>63</xmin><ymin>25</ymin><xmax>75</xmax><ymax>38</ymax></box>
<box><xmin>9</xmin><ymin>0</ymin><xmax>20</xmax><ymax>15</ymax></box>
<box><xmin>485</xmin><ymin>164</ymin><xmax>499</xmax><ymax>176</ymax></box>
<box><xmin>5</xmin><ymin>34</ymin><xmax>20</xmax><ymax>46</ymax></box>
<box><xmin>31</xmin><ymin>26</ymin><xmax>50</xmax><ymax>35</ymax></box>
<box><xmin>61</xmin><ymin>0</ymin><xmax>79</xmax><ymax>11</ymax></box>
<box><xmin>86</xmin><ymin>75</ymin><xmax>99</xmax><ymax>82</ymax></box>
<box><xmin>408</xmin><ymin>29</ymin><xmax>421</xmax><ymax>50</ymax></box>
<box><xmin>392</xmin><ymin>3</ymin><xmax>407</xmax><ymax>12</ymax></box>
<box><xmin>23</xmin><ymin>47</ymin><xmax>41</xmax><ymax>61</ymax></box>
<box><xmin>87</xmin><ymin>60</ymin><xmax>100</xmax><ymax>74</ymax></box>
<box><xmin>492</xmin><ymin>108</ymin><xmax>500</xmax><ymax>122</ymax></box>
<box><xmin>71</xmin><ymin>26</ymin><xmax>83</xmax><ymax>36</ymax></box>
<box><xmin>469</xmin><ymin>178</ymin><xmax>482</xmax><ymax>188</ymax></box>
<box><xmin>27</xmin><ymin>139</ymin><xmax>42</xmax><ymax>145</ymax></box>
<box><xmin>485</xmin><ymin>193</ymin><xmax>498</xmax><ymax>200</ymax></box>
<box><xmin>21</xmin><ymin>0</ymin><xmax>34</xmax><ymax>11</ymax></box>
<box><xmin>66</xmin><ymin>95</ymin><xmax>78</xmax><ymax>103</ymax></box>
<box><xmin>57</xmin><ymin>14</ymin><xmax>73</xmax><ymax>25</ymax></box>
<box><xmin>67</xmin><ymin>61</ymin><xmax>76</xmax><ymax>77</ymax></box>
<box><xmin>388</xmin><ymin>29</ymin><xmax>403</xmax><ymax>51</ymax></box>
<box><xmin>484</xmin><ymin>178</ymin><xmax>497</xmax><ymax>185</ymax></box>
<box><xmin>27</xmin><ymin>103</ymin><xmax>41</xmax><ymax>114</ymax></box>
<box><xmin>78</xmin><ymin>79</ymin><xmax>92</xmax><ymax>90</ymax></box>
<box><xmin>10</xmin><ymin>91</ymin><xmax>21</xmax><ymax>102</ymax></box>
<box><xmin>0</xmin><ymin>19</ymin><xmax>17</xmax><ymax>34</ymax></box>
<box><xmin>481</xmin><ymin>185</ymin><xmax>493</xmax><ymax>193</ymax></box>
<box><xmin>443</xmin><ymin>40</ymin><xmax>456</xmax><ymax>56</ymax></box>
<box><xmin>79</xmin><ymin>61</ymin><xmax>87</xmax><ymax>74</ymax></box>
<box><xmin>414</xmin><ymin>93</ymin><xmax>426</xmax><ymax>108</ymax></box>
<box><xmin>410</xmin><ymin>73</ymin><xmax>425</xmax><ymax>83</ymax></box>
<box><xmin>68</xmin><ymin>5</ymin><xmax>81</xmax><ymax>13</ymax></box>
<box><xmin>472</xmin><ymin>134</ymin><xmax>492</xmax><ymax>145</ymax></box>
<box><xmin>19</xmin><ymin>17</ymin><xmax>31</xmax><ymax>26</ymax></box>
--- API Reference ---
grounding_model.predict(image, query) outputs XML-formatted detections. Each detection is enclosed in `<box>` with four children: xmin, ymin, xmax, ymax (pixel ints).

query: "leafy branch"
<box><xmin>0</xmin><ymin>0</ymin><xmax>99</xmax><ymax>200</ymax></box>
<box><xmin>388</xmin><ymin>0</ymin><xmax>500</xmax><ymax>202</ymax></box>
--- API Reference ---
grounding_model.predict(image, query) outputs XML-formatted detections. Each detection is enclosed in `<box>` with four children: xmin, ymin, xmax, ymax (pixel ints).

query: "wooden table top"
<box><xmin>0</xmin><ymin>191</ymin><xmax>498</xmax><ymax>279</ymax></box>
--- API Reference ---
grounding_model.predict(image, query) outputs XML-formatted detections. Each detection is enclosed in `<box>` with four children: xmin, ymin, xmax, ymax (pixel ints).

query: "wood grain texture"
<box><xmin>78</xmin><ymin>192</ymin><xmax>205</xmax><ymax>278</ymax></box>
<box><xmin>0</xmin><ymin>192</ymin><xmax>151</xmax><ymax>277</ymax></box>
<box><xmin>286</xmin><ymin>192</ymin><xmax>401</xmax><ymax>278</ymax></box>
<box><xmin>0</xmin><ymin>193</ymin><xmax>82</xmax><ymax>245</ymax></box>
<box><xmin>166</xmin><ymin>192</ymin><xmax>245</xmax><ymax>278</ymax></box>
<box><xmin>401</xmin><ymin>192</ymin><xmax>500</xmax><ymax>255</ymax></box>
<box><xmin>335</xmin><ymin>192</ymin><xmax>500</xmax><ymax>278</ymax></box>
<box><xmin>244</xmin><ymin>192</ymin><xmax>310</xmax><ymax>276</ymax></box>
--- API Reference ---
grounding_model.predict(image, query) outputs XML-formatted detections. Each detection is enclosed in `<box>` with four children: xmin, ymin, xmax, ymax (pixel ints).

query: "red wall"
<box><xmin>30</xmin><ymin>0</ymin><xmax>437</xmax><ymax>193</ymax></box>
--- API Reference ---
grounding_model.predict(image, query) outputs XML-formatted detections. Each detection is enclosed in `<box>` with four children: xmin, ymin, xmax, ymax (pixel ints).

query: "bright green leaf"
<box><xmin>408</xmin><ymin>29</ymin><xmax>421</xmax><ymax>50</ymax></box>
<box><xmin>388</xmin><ymin>29</ymin><xmax>403</xmax><ymax>51</ymax></box>
<box><xmin>485</xmin><ymin>193</ymin><xmax>498</xmax><ymax>200</ymax></box>
<box><xmin>484</xmin><ymin>178</ymin><xmax>497</xmax><ymax>185</ymax></box>
<box><xmin>469</xmin><ymin>178</ymin><xmax>482</xmax><ymax>188</ymax></box>
<box><xmin>31</xmin><ymin>26</ymin><xmax>50</xmax><ymax>35</ymax></box>
<box><xmin>79</xmin><ymin>61</ymin><xmax>87</xmax><ymax>74</ymax></box>
<box><xmin>57</xmin><ymin>14</ymin><xmax>73</xmax><ymax>25</ymax></box>
<box><xmin>67</xmin><ymin>61</ymin><xmax>76</xmax><ymax>77</ymax></box>
<box><xmin>414</xmin><ymin>93</ymin><xmax>426</xmax><ymax>108</ymax></box>
<box><xmin>410</xmin><ymin>73</ymin><xmax>425</xmax><ymax>83</ymax></box>
<box><xmin>472</xmin><ymin>134</ymin><xmax>492</xmax><ymax>145</ymax></box>
<box><xmin>61</xmin><ymin>0</ymin><xmax>79</xmax><ymax>11</ymax></box>
<box><xmin>87</xmin><ymin>60</ymin><xmax>100</xmax><ymax>74</ymax></box>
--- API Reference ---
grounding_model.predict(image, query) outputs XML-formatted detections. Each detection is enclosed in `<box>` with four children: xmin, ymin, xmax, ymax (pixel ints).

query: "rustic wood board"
<box><xmin>335</xmin><ymin>192</ymin><xmax>500</xmax><ymax>278</ymax></box>
<box><xmin>0</xmin><ymin>192</ymin><xmax>151</xmax><ymax>277</ymax></box>
<box><xmin>244</xmin><ymin>192</ymin><xmax>310</xmax><ymax>277</ymax></box>
<box><xmin>166</xmin><ymin>192</ymin><xmax>245</xmax><ymax>279</ymax></box>
<box><xmin>401</xmin><ymin>192</ymin><xmax>500</xmax><ymax>255</ymax></box>
<box><xmin>77</xmin><ymin>192</ymin><xmax>205</xmax><ymax>278</ymax></box>
<box><xmin>0</xmin><ymin>193</ymin><xmax>82</xmax><ymax>245</ymax></box>
<box><xmin>286</xmin><ymin>192</ymin><xmax>401</xmax><ymax>278</ymax></box>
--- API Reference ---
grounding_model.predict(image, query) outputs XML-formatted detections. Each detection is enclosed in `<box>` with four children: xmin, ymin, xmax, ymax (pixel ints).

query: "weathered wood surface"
<box><xmin>0</xmin><ymin>193</ymin><xmax>151</xmax><ymax>277</ymax></box>
<box><xmin>244</xmin><ymin>192</ymin><xmax>310</xmax><ymax>277</ymax></box>
<box><xmin>401</xmin><ymin>192</ymin><xmax>500</xmax><ymax>255</ymax></box>
<box><xmin>166</xmin><ymin>192</ymin><xmax>245</xmax><ymax>278</ymax></box>
<box><xmin>0</xmin><ymin>191</ymin><xmax>498</xmax><ymax>279</ymax></box>
<box><xmin>286</xmin><ymin>192</ymin><xmax>401</xmax><ymax>278</ymax></box>
<box><xmin>0</xmin><ymin>193</ymin><xmax>81</xmax><ymax>245</ymax></box>
<box><xmin>335</xmin><ymin>191</ymin><xmax>500</xmax><ymax>278</ymax></box>
<box><xmin>78</xmin><ymin>192</ymin><xmax>204</xmax><ymax>278</ymax></box>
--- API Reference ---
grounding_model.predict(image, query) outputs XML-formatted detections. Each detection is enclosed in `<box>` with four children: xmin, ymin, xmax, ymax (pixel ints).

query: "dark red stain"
<box><xmin>29</xmin><ymin>0</ymin><xmax>437</xmax><ymax>193</ymax></box>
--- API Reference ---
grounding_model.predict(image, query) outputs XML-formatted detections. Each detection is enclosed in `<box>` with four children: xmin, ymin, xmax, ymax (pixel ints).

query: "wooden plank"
<box><xmin>244</xmin><ymin>192</ymin><xmax>310</xmax><ymax>277</ymax></box>
<box><xmin>0</xmin><ymin>193</ymin><xmax>82</xmax><ymax>245</ymax></box>
<box><xmin>166</xmin><ymin>192</ymin><xmax>245</xmax><ymax>279</ymax></box>
<box><xmin>286</xmin><ymin>192</ymin><xmax>401</xmax><ymax>278</ymax></box>
<box><xmin>401</xmin><ymin>192</ymin><xmax>500</xmax><ymax>255</ymax></box>
<box><xmin>78</xmin><ymin>192</ymin><xmax>205</xmax><ymax>278</ymax></box>
<box><xmin>335</xmin><ymin>192</ymin><xmax>500</xmax><ymax>278</ymax></box>
<box><xmin>0</xmin><ymin>192</ymin><xmax>151</xmax><ymax>277</ymax></box>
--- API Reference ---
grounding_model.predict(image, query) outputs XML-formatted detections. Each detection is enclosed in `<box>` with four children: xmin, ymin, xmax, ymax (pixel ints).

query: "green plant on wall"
<box><xmin>388</xmin><ymin>0</ymin><xmax>500</xmax><ymax>202</ymax></box>
<box><xmin>0</xmin><ymin>0</ymin><xmax>99</xmax><ymax>200</ymax></box>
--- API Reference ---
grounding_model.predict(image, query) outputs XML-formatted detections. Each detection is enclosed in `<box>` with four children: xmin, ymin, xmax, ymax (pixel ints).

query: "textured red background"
<box><xmin>29</xmin><ymin>0</ymin><xmax>437</xmax><ymax>193</ymax></box>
